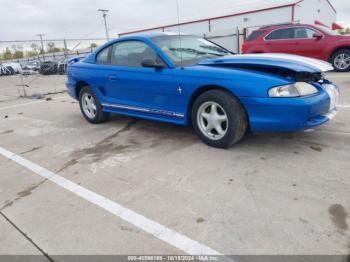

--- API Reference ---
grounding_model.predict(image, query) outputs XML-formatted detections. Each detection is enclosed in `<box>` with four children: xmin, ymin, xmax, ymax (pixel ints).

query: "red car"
<box><xmin>242</xmin><ymin>23</ymin><xmax>350</xmax><ymax>72</ymax></box>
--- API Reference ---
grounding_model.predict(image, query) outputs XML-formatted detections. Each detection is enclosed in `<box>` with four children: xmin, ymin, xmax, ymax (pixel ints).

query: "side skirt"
<box><xmin>102</xmin><ymin>103</ymin><xmax>187</xmax><ymax>126</ymax></box>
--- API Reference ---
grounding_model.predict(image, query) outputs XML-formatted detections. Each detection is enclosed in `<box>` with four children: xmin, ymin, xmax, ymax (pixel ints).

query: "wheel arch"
<box><xmin>187</xmin><ymin>85</ymin><xmax>249</xmax><ymax>126</ymax></box>
<box><xmin>75</xmin><ymin>80</ymin><xmax>90</xmax><ymax>99</ymax></box>
<box><xmin>329</xmin><ymin>46</ymin><xmax>350</xmax><ymax>61</ymax></box>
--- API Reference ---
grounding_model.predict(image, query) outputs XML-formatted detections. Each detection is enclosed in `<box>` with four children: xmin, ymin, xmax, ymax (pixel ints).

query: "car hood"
<box><xmin>198</xmin><ymin>53</ymin><xmax>333</xmax><ymax>73</ymax></box>
<box><xmin>332</xmin><ymin>35</ymin><xmax>350</xmax><ymax>40</ymax></box>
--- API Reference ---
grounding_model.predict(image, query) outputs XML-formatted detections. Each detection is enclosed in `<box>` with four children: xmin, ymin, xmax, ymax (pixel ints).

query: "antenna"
<box><xmin>175</xmin><ymin>0</ymin><xmax>183</xmax><ymax>69</ymax></box>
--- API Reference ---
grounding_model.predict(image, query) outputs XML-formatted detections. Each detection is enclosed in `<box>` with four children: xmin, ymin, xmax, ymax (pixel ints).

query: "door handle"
<box><xmin>108</xmin><ymin>75</ymin><xmax>118</xmax><ymax>81</ymax></box>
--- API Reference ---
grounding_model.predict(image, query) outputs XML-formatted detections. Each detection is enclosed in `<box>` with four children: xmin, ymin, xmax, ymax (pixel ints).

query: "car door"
<box><xmin>99</xmin><ymin>40</ymin><xmax>186</xmax><ymax>119</ymax></box>
<box><xmin>293</xmin><ymin>27</ymin><xmax>326</xmax><ymax>59</ymax></box>
<box><xmin>264</xmin><ymin>28</ymin><xmax>297</xmax><ymax>54</ymax></box>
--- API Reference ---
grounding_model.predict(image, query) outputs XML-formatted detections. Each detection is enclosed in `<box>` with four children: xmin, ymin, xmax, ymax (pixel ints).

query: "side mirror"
<box><xmin>313</xmin><ymin>33</ymin><xmax>323</xmax><ymax>40</ymax></box>
<box><xmin>141</xmin><ymin>58</ymin><xmax>165</xmax><ymax>69</ymax></box>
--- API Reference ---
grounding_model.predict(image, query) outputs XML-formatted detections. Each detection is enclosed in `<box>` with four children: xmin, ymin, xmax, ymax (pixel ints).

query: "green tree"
<box><xmin>47</xmin><ymin>42</ymin><xmax>61</xmax><ymax>53</ymax></box>
<box><xmin>13</xmin><ymin>50</ymin><xmax>24</xmax><ymax>59</ymax></box>
<box><xmin>25</xmin><ymin>50</ymin><xmax>39</xmax><ymax>58</ymax></box>
<box><xmin>3</xmin><ymin>48</ymin><xmax>12</xmax><ymax>60</ymax></box>
<box><xmin>30</xmin><ymin>43</ymin><xmax>40</xmax><ymax>53</ymax></box>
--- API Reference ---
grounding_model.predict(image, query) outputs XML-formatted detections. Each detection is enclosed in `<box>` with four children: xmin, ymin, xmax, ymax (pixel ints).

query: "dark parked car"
<box><xmin>58</xmin><ymin>62</ymin><xmax>67</xmax><ymax>75</ymax></box>
<box><xmin>58</xmin><ymin>56</ymin><xmax>85</xmax><ymax>75</ymax></box>
<box><xmin>56</xmin><ymin>57</ymin><xmax>69</xmax><ymax>75</ymax></box>
<box><xmin>39</xmin><ymin>61</ymin><xmax>58</xmax><ymax>75</ymax></box>
<box><xmin>242</xmin><ymin>23</ymin><xmax>350</xmax><ymax>72</ymax></box>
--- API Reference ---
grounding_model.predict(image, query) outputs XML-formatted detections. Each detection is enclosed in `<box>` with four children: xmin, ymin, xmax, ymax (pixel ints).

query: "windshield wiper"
<box><xmin>169</xmin><ymin>47</ymin><xmax>224</xmax><ymax>57</ymax></box>
<box><xmin>199</xmin><ymin>45</ymin><xmax>229</xmax><ymax>55</ymax></box>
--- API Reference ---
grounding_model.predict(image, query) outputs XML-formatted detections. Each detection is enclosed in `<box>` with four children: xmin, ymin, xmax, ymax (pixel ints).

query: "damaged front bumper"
<box><xmin>240</xmin><ymin>82</ymin><xmax>339</xmax><ymax>133</ymax></box>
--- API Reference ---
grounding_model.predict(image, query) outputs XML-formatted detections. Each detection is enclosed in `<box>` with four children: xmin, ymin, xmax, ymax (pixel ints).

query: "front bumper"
<box><xmin>240</xmin><ymin>83</ymin><xmax>339</xmax><ymax>132</ymax></box>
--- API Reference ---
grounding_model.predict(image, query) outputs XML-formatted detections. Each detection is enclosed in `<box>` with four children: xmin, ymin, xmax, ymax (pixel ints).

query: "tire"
<box><xmin>330</xmin><ymin>49</ymin><xmax>350</xmax><ymax>72</ymax></box>
<box><xmin>7</xmin><ymin>67</ymin><xmax>15</xmax><ymax>75</ymax></box>
<box><xmin>79</xmin><ymin>86</ymin><xmax>109</xmax><ymax>124</ymax></box>
<box><xmin>192</xmin><ymin>90</ymin><xmax>248</xmax><ymax>148</ymax></box>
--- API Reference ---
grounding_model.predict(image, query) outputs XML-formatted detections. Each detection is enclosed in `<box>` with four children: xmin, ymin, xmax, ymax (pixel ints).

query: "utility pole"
<box><xmin>36</xmin><ymin>34</ymin><xmax>45</xmax><ymax>61</ymax></box>
<box><xmin>63</xmin><ymin>39</ymin><xmax>68</xmax><ymax>60</ymax></box>
<box><xmin>98</xmin><ymin>9</ymin><xmax>110</xmax><ymax>41</ymax></box>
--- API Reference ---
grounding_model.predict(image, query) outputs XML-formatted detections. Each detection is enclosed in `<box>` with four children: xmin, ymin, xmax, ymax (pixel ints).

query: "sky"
<box><xmin>0</xmin><ymin>0</ymin><xmax>349</xmax><ymax>45</ymax></box>
<box><xmin>332</xmin><ymin>0</ymin><xmax>350</xmax><ymax>27</ymax></box>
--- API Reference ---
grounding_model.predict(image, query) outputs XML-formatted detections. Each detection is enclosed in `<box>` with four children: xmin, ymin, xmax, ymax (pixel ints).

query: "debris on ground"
<box><xmin>31</xmin><ymin>93</ymin><xmax>44</xmax><ymax>100</ymax></box>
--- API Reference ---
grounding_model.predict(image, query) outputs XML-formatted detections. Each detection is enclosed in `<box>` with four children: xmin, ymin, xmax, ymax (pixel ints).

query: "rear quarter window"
<box><xmin>246</xmin><ymin>31</ymin><xmax>264</xmax><ymax>41</ymax></box>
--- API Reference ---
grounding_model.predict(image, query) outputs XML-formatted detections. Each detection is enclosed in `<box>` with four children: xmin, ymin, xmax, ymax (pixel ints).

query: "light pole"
<box><xmin>98</xmin><ymin>9</ymin><xmax>110</xmax><ymax>41</ymax></box>
<box><xmin>36</xmin><ymin>34</ymin><xmax>45</xmax><ymax>60</ymax></box>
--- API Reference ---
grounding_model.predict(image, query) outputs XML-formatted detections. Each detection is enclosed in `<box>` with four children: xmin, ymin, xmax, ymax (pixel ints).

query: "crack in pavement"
<box><xmin>20</xmin><ymin>146</ymin><xmax>43</xmax><ymax>155</ymax></box>
<box><xmin>0</xmin><ymin>211</ymin><xmax>54</xmax><ymax>261</ymax></box>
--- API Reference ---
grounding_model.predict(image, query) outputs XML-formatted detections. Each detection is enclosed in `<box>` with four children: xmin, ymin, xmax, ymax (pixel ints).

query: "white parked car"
<box><xmin>2</xmin><ymin>62</ymin><xmax>22</xmax><ymax>74</ymax></box>
<box><xmin>21</xmin><ymin>61</ymin><xmax>40</xmax><ymax>75</ymax></box>
<box><xmin>0</xmin><ymin>64</ymin><xmax>14</xmax><ymax>76</ymax></box>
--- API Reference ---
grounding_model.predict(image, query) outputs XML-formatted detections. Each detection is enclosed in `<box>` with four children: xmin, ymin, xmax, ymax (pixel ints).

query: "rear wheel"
<box><xmin>79</xmin><ymin>86</ymin><xmax>109</xmax><ymax>124</ymax></box>
<box><xmin>192</xmin><ymin>90</ymin><xmax>247</xmax><ymax>148</ymax></box>
<box><xmin>330</xmin><ymin>49</ymin><xmax>350</xmax><ymax>72</ymax></box>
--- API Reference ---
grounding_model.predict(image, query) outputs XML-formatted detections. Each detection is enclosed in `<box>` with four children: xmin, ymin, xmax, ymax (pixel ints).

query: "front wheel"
<box><xmin>330</xmin><ymin>49</ymin><xmax>350</xmax><ymax>72</ymax></box>
<box><xmin>79</xmin><ymin>86</ymin><xmax>109</xmax><ymax>124</ymax></box>
<box><xmin>192</xmin><ymin>90</ymin><xmax>248</xmax><ymax>148</ymax></box>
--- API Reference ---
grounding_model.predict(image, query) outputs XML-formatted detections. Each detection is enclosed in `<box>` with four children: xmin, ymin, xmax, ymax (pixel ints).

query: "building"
<box><xmin>118</xmin><ymin>0</ymin><xmax>338</xmax><ymax>53</ymax></box>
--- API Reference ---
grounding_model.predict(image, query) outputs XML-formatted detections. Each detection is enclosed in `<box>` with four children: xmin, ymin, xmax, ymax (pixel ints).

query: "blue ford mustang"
<box><xmin>66</xmin><ymin>33</ymin><xmax>339</xmax><ymax>148</ymax></box>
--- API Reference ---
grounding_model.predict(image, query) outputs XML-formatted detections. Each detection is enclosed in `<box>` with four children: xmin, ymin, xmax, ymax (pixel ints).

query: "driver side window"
<box><xmin>110</xmin><ymin>41</ymin><xmax>165</xmax><ymax>67</ymax></box>
<box><xmin>294</xmin><ymin>28</ymin><xmax>318</xmax><ymax>39</ymax></box>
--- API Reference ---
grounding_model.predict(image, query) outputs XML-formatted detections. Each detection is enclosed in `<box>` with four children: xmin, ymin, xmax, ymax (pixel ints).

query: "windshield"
<box><xmin>152</xmin><ymin>35</ymin><xmax>231</xmax><ymax>66</ymax></box>
<box><xmin>314</xmin><ymin>25</ymin><xmax>340</xmax><ymax>36</ymax></box>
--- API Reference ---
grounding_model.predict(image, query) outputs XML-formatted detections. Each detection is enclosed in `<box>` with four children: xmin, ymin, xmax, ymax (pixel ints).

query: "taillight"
<box><xmin>242</xmin><ymin>42</ymin><xmax>248</xmax><ymax>53</ymax></box>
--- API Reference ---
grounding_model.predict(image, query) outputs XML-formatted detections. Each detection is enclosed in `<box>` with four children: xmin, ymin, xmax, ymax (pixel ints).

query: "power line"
<box><xmin>0</xmin><ymin>38</ymin><xmax>106</xmax><ymax>44</ymax></box>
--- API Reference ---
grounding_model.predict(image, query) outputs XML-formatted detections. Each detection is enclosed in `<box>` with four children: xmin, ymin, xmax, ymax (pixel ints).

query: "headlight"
<box><xmin>268</xmin><ymin>82</ymin><xmax>318</xmax><ymax>97</ymax></box>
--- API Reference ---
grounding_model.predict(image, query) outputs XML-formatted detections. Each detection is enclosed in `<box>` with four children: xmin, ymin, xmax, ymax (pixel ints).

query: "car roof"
<box><xmin>257</xmin><ymin>23</ymin><xmax>319</xmax><ymax>31</ymax></box>
<box><xmin>84</xmin><ymin>32</ymin><xmax>197</xmax><ymax>66</ymax></box>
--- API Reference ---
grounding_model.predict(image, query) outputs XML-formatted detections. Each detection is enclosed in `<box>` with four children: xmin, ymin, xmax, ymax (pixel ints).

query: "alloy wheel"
<box><xmin>334</xmin><ymin>53</ymin><xmax>350</xmax><ymax>70</ymax></box>
<box><xmin>82</xmin><ymin>93</ymin><xmax>97</xmax><ymax>119</ymax></box>
<box><xmin>197</xmin><ymin>101</ymin><xmax>228</xmax><ymax>140</ymax></box>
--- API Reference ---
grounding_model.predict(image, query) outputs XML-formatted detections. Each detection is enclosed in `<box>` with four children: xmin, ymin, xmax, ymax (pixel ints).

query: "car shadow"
<box><xmin>104</xmin><ymin>115</ymin><xmax>334</xmax><ymax>153</ymax></box>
